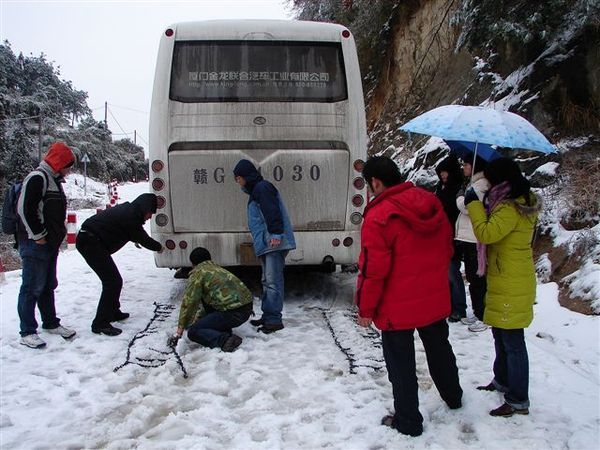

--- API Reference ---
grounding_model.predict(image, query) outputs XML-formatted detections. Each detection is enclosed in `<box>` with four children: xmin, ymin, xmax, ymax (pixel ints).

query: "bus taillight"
<box><xmin>156</xmin><ymin>214</ymin><xmax>169</xmax><ymax>227</ymax></box>
<box><xmin>152</xmin><ymin>178</ymin><xmax>165</xmax><ymax>191</ymax></box>
<box><xmin>350</xmin><ymin>212</ymin><xmax>362</xmax><ymax>225</ymax></box>
<box><xmin>179</xmin><ymin>240</ymin><xmax>188</xmax><ymax>249</ymax></box>
<box><xmin>342</xmin><ymin>30</ymin><xmax>351</xmax><ymax>38</ymax></box>
<box><xmin>353</xmin><ymin>177</ymin><xmax>365</xmax><ymax>190</ymax></box>
<box><xmin>352</xmin><ymin>195</ymin><xmax>364</xmax><ymax>207</ymax></box>
<box><xmin>165</xmin><ymin>28</ymin><xmax>174</xmax><ymax>37</ymax></box>
<box><xmin>156</xmin><ymin>195</ymin><xmax>166</xmax><ymax>209</ymax></box>
<box><xmin>353</xmin><ymin>159</ymin><xmax>365</xmax><ymax>172</ymax></box>
<box><xmin>343</xmin><ymin>237</ymin><xmax>353</xmax><ymax>247</ymax></box>
<box><xmin>165</xmin><ymin>240</ymin><xmax>176</xmax><ymax>250</ymax></box>
<box><xmin>152</xmin><ymin>160</ymin><xmax>164</xmax><ymax>172</ymax></box>
<box><xmin>332</xmin><ymin>238</ymin><xmax>340</xmax><ymax>247</ymax></box>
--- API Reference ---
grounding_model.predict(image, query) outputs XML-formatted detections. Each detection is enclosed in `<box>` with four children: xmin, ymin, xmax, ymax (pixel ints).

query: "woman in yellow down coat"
<box><xmin>463</xmin><ymin>157</ymin><xmax>541</xmax><ymax>418</ymax></box>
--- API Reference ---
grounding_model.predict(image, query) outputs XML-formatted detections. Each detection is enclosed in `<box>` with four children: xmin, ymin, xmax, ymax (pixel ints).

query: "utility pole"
<box><xmin>103</xmin><ymin>101</ymin><xmax>108</xmax><ymax>159</ymax></box>
<box><xmin>134</xmin><ymin>130</ymin><xmax>136</xmax><ymax>145</ymax></box>
<box><xmin>37</xmin><ymin>112</ymin><xmax>43</xmax><ymax>162</ymax></box>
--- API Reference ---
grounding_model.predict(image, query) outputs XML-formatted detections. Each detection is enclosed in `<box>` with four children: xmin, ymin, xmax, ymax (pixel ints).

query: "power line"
<box><xmin>107</xmin><ymin>106</ymin><xmax>129</xmax><ymax>137</ymax></box>
<box><xmin>136</xmin><ymin>133</ymin><xmax>149</xmax><ymax>146</ymax></box>
<box><xmin>108</xmin><ymin>103</ymin><xmax>149</xmax><ymax>115</ymax></box>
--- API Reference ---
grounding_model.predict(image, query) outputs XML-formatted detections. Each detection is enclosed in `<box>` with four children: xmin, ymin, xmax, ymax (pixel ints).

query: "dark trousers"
<box><xmin>453</xmin><ymin>241</ymin><xmax>487</xmax><ymax>320</ymax></box>
<box><xmin>187</xmin><ymin>303</ymin><xmax>252</xmax><ymax>348</ymax></box>
<box><xmin>449</xmin><ymin>257</ymin><xmax>467</xmax><ymax>317</ymax></box>
<box><xmin>17</xmin><ymin>240</ymin><xmax>61</xmax><ymax>336</ymax></box>
<box><xmin>382</xmin><ymin>319</ymin><xmax>463</xmax><ymax>434</ymax></box>
<box><xmin>491</xmin><ymin>327</ymin><xmax>530</xmax><ymax>409</ymax></box>
<box><xmin>76</xmin><ymin>232</ymin><xmax>123</xmax><ymax>327</ymax></box>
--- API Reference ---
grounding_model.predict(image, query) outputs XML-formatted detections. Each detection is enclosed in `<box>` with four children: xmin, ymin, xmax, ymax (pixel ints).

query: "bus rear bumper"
<box><xmin>152</xmin><ymin>231</ymin><xmax>361</xmax><ymax>268</ymax></box>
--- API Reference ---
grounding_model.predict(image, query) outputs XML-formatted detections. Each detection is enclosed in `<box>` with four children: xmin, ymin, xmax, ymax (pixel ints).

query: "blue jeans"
<box><xmin>17</xmin><ymin>240</ymin><xmax>61</xmax><ymax>336</ymax></box>
<box><xmin>259</xmin><ymin>250</ymin><xmax>287</xmax><ymax>325</ymax></box>
<box><xmin>491</xmin><ymin>327</ymin><xmax>530</xmax><ymax>409</ymax></box>
<box><xmin>187</xmin><ymin>303</ymin><xmax>252</xmax><ymax>348</ymax></box>
<box><xmin>449</xmin><ymin>258</ymin><xmax>467</xmax><ymax>317</ymax></box>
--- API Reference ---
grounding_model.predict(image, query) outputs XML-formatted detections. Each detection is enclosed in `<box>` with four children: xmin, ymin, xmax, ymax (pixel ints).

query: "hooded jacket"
<box><xmin>467</xmin><ymin>195</ymin><xmax>540</xmax><ymax>329</ymax></box>
<box><xmin>233</xmin><ymin>160</ymin><xmax>296</xmax><ymax>257</ymax></box>
<box><xmin>17</xmin><ymin>143</ymin><xmax>75</xmax><ymax>248</ymax></box>
<box><xmin>80</xmin><ymin>193</ymin><xmax>162</xmax><ymax>254</ymax></box>
<box><xmin>356</xmin><ymin>182</ymin><xmax>453</xmax><ymax>330</ymax></box>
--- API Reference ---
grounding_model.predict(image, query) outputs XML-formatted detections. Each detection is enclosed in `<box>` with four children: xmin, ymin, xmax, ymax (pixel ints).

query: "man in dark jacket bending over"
<box><xmin>76</xmin><ymin>193</ymin><xmax>162</xmax><ymax>336</ymax></box>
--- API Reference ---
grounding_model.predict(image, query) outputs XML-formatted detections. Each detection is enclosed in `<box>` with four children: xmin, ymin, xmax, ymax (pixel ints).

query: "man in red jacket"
<box><xmin>356</xmin><ymin>156</ymin><xmax>462</xmax><ymax>437</ymax></box>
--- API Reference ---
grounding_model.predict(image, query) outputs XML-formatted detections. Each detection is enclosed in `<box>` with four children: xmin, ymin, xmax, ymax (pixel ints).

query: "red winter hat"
<box><xmin>44</xmin><ymin>142</ymin><xmax>75</xmax><ymax>172</ymax></box>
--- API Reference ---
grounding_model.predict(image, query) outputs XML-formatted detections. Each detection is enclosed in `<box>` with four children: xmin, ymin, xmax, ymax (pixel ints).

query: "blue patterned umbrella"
<box><xmin>400</xmin><ymin>105</ymin><xmax>556</xmax><ymax>153</ymax></box>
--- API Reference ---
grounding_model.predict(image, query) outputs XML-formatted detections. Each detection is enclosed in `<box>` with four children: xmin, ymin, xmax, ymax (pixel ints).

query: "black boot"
<box><xmin>92</xmin><ymin>324</ymin><xmax>122</xmax><ymax>336</ymax></box>
<box><xmin>250</xmin><ymin>317</ymin><xmax>264</xmax><ymax>327</ymax></box>
<box><xmin>258</xmin><ymin>323</ymin><xmax>284</xmax><ymax>334</ymax></box>
<box><xmin>111</xmin><ymin>311</ymin><xmax>130</xmax><ymax>321</ymax></box>
<box><xmin>221</xmin><ymin>334</ymin><xmax>242</xmax><ymax>352</ymax></box>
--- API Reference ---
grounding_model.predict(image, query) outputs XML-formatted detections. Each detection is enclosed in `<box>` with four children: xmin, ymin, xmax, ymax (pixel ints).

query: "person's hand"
<box><xmin>463</xmin><ymin>187</ymin><xmax>479</xmax><ymax>206</ymax></box>
<box><xmin>167</xmin><ymin>333</ymin><xmax>180</xmax><ymax>348</ymax></box>
<box><xmin>35</xmin><ymin>237</ymin><xmax>47</xmax><ymax>245</ymax></box>
<box><xmin>357</xmin><ymin>316</ymin><xmax>373</xmax><ymax>328</ymax></box>
<box><xmin>269</xmin><ymin>238</ymin><xmax>281</xmax><ymax>247</ymax></box>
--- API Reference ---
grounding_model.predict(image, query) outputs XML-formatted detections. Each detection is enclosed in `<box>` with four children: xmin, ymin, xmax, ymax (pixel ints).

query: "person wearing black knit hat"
<box><xmin>76</xmin><ymin>193</ymin><xmax>162</xmax><ymax>336</ymax></box>
<box><xmin>233</xmin><ymin>159</ymin><xmax>296</xmax><ymax>334</ymax></box>
<box><xmin>167</xmin><ymin>247</ymin><xmax>253</xmax><ymax>352</ymax></box>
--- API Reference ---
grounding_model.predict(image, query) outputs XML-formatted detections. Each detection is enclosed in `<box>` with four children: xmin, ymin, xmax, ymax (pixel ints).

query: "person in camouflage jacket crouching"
<box><xmin>168</xmin><ymin>247</ymin><xmax>253</xmax><ymax>352</ymax></box>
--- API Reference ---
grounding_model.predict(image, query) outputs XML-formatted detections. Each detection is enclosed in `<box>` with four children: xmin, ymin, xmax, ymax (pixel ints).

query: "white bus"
<box><xmin>149</xmin><ymin>20</ymin><xmax>368</xmax><ymax>268</ymax></box>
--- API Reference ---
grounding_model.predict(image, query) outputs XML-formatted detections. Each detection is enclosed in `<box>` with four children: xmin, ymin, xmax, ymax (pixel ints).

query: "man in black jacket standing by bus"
<box><xmin>76</xmin><ymin>193</ymin><xmax>163</xmax><ymax>336</ymax></box>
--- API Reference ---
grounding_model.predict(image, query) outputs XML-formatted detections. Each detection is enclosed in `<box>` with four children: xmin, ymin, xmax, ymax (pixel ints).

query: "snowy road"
<box><xmin>0</xmin><ymin>182</ymin><xmax>598</xmax><ymax>449</ymax></box>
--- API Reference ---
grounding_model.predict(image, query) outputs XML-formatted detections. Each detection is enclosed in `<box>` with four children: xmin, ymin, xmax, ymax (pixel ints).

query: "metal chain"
<box><xmin>318</xmin><ymin>307</ymin><xmax>384</xmax><ymax>375</ymax></box>
<box><xmin>113</xmin><ymin>302</ymin><xmax>188</xmax><ymax>378</ymax></box>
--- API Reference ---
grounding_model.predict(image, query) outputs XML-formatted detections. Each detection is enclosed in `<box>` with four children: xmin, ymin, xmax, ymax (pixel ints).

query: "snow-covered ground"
<box><xmin>0</xmin><ymin>182</ymin><xmax>598</xmax><ymax>449</ymax></box>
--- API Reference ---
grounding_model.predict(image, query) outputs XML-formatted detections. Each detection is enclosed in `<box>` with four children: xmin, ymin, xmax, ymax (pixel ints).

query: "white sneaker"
<box><xmin>20</xmin><ymin>334</ymin><xmax>47</xmax><ymax>348</ymax></box>
<box><xmin>460</xmin><ymin>316</ymin><xmax>477</xmax><ymax>325</ymax></box>
<box><xmin>468</xmin><ymin>320</ymin><xmax>489</xmax><ymax>332</ymax></box>
<box><xmin>46</xmin><ymin>325</ymin><xmax>76</xmax><ymax>339</ymax></box>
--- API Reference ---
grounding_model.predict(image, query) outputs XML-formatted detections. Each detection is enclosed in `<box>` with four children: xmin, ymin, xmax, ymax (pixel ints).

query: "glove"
<box><xmin>463</xmin><ymin>187</ymin><xmax>479</xmax><ymax>206</ymax></box>
<box><xmin>167</xmin><ymin>334</ymin><xmax>180</xmax><ymax>348</ymax></box>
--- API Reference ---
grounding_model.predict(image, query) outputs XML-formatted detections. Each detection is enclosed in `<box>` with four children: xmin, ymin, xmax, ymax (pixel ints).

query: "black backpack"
<box><xmin>2</xmin><ymin>170</ymin><xmax>49</xmax><ymax>235</ymax></box>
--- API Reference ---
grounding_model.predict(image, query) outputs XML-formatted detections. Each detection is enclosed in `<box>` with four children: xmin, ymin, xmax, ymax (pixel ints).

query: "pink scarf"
<box><xmin>476</xmin><ymin>181</ymin><xmax>512</xmax><ymax>276</ymax></box>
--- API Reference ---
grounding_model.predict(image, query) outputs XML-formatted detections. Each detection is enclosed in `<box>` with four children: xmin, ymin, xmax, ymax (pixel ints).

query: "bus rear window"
<box><xmin>170</xmin><ymin>41</ymin><xmax>347</xmax><ymax>103</ymax></box>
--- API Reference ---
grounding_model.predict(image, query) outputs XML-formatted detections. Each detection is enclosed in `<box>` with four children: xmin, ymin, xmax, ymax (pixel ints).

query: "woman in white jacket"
<box><xmin>450</xmin><ymin>154</ymin><xmax>490</xmax><ymax>332</ymax></box>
